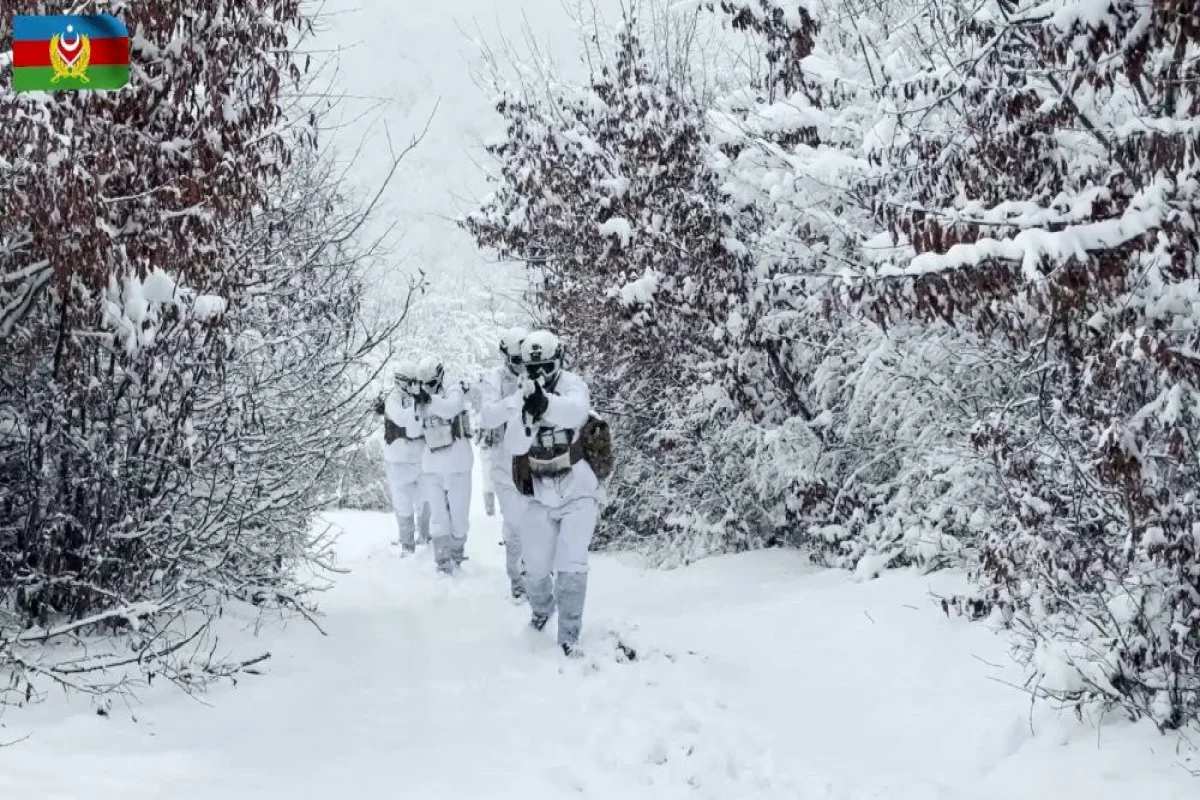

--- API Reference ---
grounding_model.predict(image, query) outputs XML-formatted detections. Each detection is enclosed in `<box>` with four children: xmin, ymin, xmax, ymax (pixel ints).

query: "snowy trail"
<box><xmin>1</xmin><ymin>457</ymin><xmax>1193</xmax><ymax>798</ymax></box>
<box><xmin>1</xmin><ymin>0</ymin><xmax>1194</xmax><ymax>793</ymax></box>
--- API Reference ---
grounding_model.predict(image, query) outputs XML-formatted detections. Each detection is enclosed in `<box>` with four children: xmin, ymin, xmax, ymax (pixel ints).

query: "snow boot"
<box><xmin>510</xmin><ymin>582</ymin><xmax>526</xmax><ymax>603</ymax></box>
<box><xmin>417</xmin><ymin>501</ymin><xmax>431</xmax><ymax>545</ymax></box>
<box><xmin>394</xmin><ymin>514</ymin><xmax>417</xmax><ymax>550</ymax></box>
<box><xmin>433</xmin><ymin>537</ymin><xmax>457</xmax><ymax>574</ymax></box>
<box><xmin>561</xmin><ymin>643</ymin><xmax>583</xmax><ymax>659</ymax></box>
<box><xmin>401</xmin><ymin>544</ymin><xmax>416</xmax><ymax>557</ymax></box>
<box><xmin>530</xmin><ymin>613</ymin><xmax>550</xmax><ymax>631</ymax></box>
<box><xmin>556</xmin><ymin>572</ymin><xmax>587</xmax><ymax>653</ymax></box>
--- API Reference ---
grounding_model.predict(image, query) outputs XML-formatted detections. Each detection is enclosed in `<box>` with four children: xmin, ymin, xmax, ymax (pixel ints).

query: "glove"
<box><xmin>415</xmin><ymin>388</ymin><xmax>431</xmax><ymax>405</ymax></box>
<box><xmin>522</xmin><ymin>381</ymin><xmax>549</xmax><ymax>422</ymax></box>
<box><xmin>373</xmin><ymin>395</ymin><xmax>385</xmax><ymax>415</ymax></box>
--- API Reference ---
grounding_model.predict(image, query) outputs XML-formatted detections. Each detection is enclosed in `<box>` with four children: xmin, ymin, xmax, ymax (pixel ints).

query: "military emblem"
<box><xmin>12</xmin><ymin>14</ymin><xmax>128</xmax><ymax>93</ymax></box>
<box><xmin>49</xmin><ymin>24</ymin><xmax>91</xmax><ymax>83</ymax></box>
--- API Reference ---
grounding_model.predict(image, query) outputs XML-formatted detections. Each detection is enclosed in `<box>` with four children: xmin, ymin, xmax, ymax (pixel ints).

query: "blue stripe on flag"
<box><xmin>13</xmin><ymin>14</ymin><xmax>128</xmax><ymax>42</ymax></box>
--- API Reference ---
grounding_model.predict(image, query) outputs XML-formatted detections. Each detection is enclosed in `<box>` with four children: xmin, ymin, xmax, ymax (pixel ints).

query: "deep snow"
<box><xmin>0</xmin><ymin>453</ymin><xmax>1195</xmax><ymax>798</ymax></box>
<box><xmin>2</xmin><ymin>0</ymin><xmax>1196</xmax><ymax>795</ymax></box>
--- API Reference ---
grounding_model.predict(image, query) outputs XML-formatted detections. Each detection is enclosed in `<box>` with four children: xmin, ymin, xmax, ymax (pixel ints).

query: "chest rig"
<box><xmin>383</xmin><ymin>396</ymin><xmax>420</xmax><ymax>445</ymax></box>
<box><xmin>420</xmin><ymin>408</ymin><xmax>472</xmax><ymax>451</ymax></box>
<box><xmin>526</xmin><ymin>426</ymin><xmax>585</xmax><ymax>476</ymax></box>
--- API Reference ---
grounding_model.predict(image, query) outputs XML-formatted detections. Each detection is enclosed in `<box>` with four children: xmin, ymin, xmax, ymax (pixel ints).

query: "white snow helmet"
<box><xmin>393</xmin><ymin>359</ymin><xmax>417</xmax><ymax>383</ymax></box>
<box><xmin>499</xmin><ymin>327</ymin><xmax>528</xmax><ymax>375</ymax></box>
<box><xmin>416</xmin><ymin>355</ymin><xmax>444</xmax><ymax>391</ymax></box>
<box><xmin>520</xmin><ymin>330</ymin><xmax>563</xmax><ymax>384</ymax></box>
<box><xmin>394</xmin><ymin>360</ymin><xmax>420</xmax><ymax>394</ymax></box>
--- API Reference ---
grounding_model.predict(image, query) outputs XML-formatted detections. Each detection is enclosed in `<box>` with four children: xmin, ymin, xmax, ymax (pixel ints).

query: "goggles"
<box><xmin>525</xmin><ymin>360</ymin><xmax>558</xmax><ymax>380</ymax></box>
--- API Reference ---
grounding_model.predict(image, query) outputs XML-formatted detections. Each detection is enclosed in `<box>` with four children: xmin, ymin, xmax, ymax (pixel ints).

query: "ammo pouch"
<box><xmin>512</xmin><ymin>427</ymin><xmax>584</xmax><ymax>494</ymax></box>
<box><xmin>424</xmin><ymin>411</ymin><xmax>471</xmax><ymax>451</ymax></box>
<box><xmin>383</xmin><ymin>418</ymin><xmax>407</xmax><ymax>445</ymax></box>
<box><xmin>483</xmin><ymin>426</ymin><xmax>504</xmax><ymax>449</ymax></box>
<box><xmin>527</xmin><ymin>440</ymin><xmax>585</xmax><ymax>477</ymax></box>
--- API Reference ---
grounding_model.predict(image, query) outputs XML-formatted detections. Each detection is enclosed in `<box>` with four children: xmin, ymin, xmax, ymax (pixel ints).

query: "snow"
<box><xmin>1020</xmin><ymin>0</ymin><xmax>1118</xmax><ymax>29</ymax></box>
<box><xmin>191</xmin><ymin>293</ymin><xmax>227</xmax><ymax>320</ymax></box>
<box><xmin>310</xmin><ymin>0</ymin><xmax>596</xmax><ymax>373</ymax></box>
<box><xmin>141</xmin><ymin>269</ymin><xmax>179</xmax><ymax>304</ymax></box>
<box><xmin>885</xmin><ymin>180</ymin><xmax>1171</xmax><ymax>280</ymax></box>
<box><xmin>599</xmin><ymin>216</ymin><xmax>634</xmax><ymax>247</ymax></box>
<box><xmin>5</xmin><ymin>0</ymin><xmax>1196</xmax><ymax>795</ymax></box>
<box><xmin>1</xmin><ymin>461</ymin><xmax>1193</xmax><ymax>798</ymax></box>
<box><xmin>617</xmin><ymin>268</ymin><xmax>660</xmax><ymax>305</ymax></box>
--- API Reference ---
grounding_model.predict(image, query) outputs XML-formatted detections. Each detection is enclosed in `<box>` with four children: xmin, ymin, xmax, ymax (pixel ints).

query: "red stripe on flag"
<box><xmin>12</xmin><ymin>37</ymin><xmax>129</xmax><ymax>68</ymax></box>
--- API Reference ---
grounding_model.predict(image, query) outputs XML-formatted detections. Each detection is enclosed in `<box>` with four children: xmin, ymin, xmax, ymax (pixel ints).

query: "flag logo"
<box><xmin>12</xmin><ymin>15</ymin><xmax>129</xmax><ymax>92</ymax></box>
<box><xmin>50</xmin><ymin>27</ymin><xmax>92</xmax><ymax>82</ymax></box>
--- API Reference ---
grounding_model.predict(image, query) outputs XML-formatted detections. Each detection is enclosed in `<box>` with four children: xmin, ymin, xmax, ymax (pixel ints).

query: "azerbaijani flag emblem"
<box><xmin>12</xmin><ymin>14</ymin><xmax>130</xmax><ymax>92</ymax></box>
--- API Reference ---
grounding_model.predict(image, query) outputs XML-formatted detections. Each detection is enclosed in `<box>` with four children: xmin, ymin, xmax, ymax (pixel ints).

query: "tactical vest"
<box><xmin>423</xmin><ymin>410</ymin><xmax>471</xmax><ymax>451</ymax></box>
<box><xmin>512</xmin><ymin>413</ymin><xmax>613</xmax><ymax>495</ymax></box>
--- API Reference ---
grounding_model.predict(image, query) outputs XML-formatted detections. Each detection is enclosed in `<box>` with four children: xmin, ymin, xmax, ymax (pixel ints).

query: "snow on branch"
<box><xmin>881</xmin><ymin>180</ymin><xmax>1170</xmax><ymax>281</ymax></box>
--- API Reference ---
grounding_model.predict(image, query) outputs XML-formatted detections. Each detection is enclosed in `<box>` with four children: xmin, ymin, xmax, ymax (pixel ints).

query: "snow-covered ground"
<box><xmin>1</xmin><ymin>456</ymin><xmax>1193</xmax><ymax>798</ymax></box>
<box><xmin>2</xmin><ymin>0</ymin><xmax>1195</xmax><ymax>795</ymax></box>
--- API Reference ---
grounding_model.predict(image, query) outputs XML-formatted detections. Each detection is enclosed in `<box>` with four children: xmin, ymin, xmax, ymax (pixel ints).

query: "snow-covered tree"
<box><xmin>863</xmin><ymin>0</ymin><xmax>1200</xmax><ymax>729</ymax></box>
<box><xmin>0</xmin><ymin>0</ymin><xmax>408</xmax><ymax>701</ymax></box>
<box><xmin>465</xmin><ymin>21</ymin><xmax>756</xmax><ymax>543</ymax></box>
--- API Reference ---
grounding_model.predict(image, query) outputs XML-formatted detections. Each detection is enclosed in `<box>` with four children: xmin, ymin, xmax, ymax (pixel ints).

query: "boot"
<box><xmin>504</xmin><ymin>535</ymin><xmax>523</xmax><ymax>593</ymax></box>
<box><xmin>394</xmin><ymin>513</ymin><xmax>416</xmax><ymax>550</ymax></box>
<box><xmin>556</xmin><ymin>572</ymin><xmax>588</xmax><ymax>652</ymax></box>
<box><xmin>525</xmin><ymin>574</ymin><xmax>555</xmax><ymax>626</ymax></box>
<box><xmin>416</xmin><ymin>501</ymin><xmax>432</xmax><ymax>544</ymax></box>
<box><xmin>432</xmin><ymin>537</ymin><xmax>456</xmax><ymax>574</ymax></box>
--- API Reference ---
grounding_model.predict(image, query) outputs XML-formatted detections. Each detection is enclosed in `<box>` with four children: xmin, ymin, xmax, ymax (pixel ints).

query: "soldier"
<box><xmin>508</xmin><ymin>330</ymin><xmax>604</xmax><ymax>656</ymax></box>
<box><xmin>414</xmin><ymin>356</ymin><xmax>474</xmax><ymax>574</ymax></box>
<box><xmin>379</xmin><ymin>362</ymin><xmax>430</xmax><ymax>553</ymax></box>
<box><xmin>478</xmin><ymin>327</ymin><xmax>531</xmax><ymax>601</ymax></box>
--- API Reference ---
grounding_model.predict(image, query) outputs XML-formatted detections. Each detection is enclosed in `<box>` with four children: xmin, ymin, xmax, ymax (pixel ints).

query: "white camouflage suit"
<box><xmin>382</xmin><ymin>391</ymin><xmax>430</xmax><ymax>550</ymax></box>
<box><xmin>418</xmin><ymin>383</ymin><xmax>474</xmax><ymax>572</ymax></box>
<box><xmin>506</xmin><ymin>369</ymin><xmax>604</xmax><ymax>649</ymax></box>
<box><xmin>478</xmin><ymin>365</ymin><xmax>530</xmax><ymax>597</ymax></box>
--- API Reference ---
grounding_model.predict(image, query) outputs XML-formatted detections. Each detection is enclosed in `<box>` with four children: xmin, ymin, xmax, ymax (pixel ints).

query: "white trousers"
<box><xmin>522</xmin><ymin>497</ymin><xmax>598</xmax><ymax>647</ymax></box>
<box><xmin>522</xmin><ymin>496</ymin><xmax>597</xmax><ymax>577</ymax></box>
<box><xmin>493</xmin><ymin>478</ymin><xmax>529</xmax><ymax>589</ymax></box>
<box><xmin>384</xmin><ymin>461</ymin><xmax>428</xmax><ymax>548</ymax></box>
<box><xmin>422</xmin><ymin>471</ymin><xmax>472</xmax><ymax>570</ymax></box>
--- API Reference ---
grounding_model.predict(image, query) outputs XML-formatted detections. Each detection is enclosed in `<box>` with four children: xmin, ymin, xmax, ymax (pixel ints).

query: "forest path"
<box><xmin>4</xmin><ymin>463</ymin><xmax>1189</xmax><ymax>798</ymax></box>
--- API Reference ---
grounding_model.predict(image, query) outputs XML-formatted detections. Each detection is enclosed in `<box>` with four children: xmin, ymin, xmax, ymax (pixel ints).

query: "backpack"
<box><xmin>579</xmin><ymin>412</ymin><xmax>613</xmax><ymax>480</ymax></box>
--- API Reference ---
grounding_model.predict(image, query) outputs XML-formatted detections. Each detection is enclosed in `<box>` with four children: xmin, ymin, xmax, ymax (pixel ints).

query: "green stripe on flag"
<box><xmin>13</xmin><ymin>64</ymin><xmax>129</xmax><ymax>92</ymax></box>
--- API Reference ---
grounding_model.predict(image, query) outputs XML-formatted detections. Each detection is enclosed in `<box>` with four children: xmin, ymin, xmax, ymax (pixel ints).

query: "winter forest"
<box><xmin>1</xmin><ymin>0</ymin><xmax>1198</xmax><ymax>796</ymax></box>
